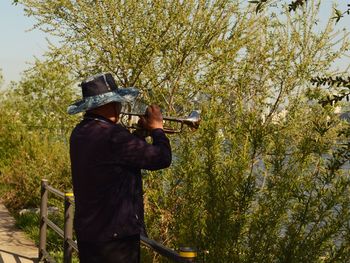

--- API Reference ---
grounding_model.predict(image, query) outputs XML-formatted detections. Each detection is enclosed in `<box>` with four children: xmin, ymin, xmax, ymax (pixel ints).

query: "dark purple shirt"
<box><xmin>69</xmin><ymin>113</ymin><xmax>171</xmax><ymax>242</ymax></box>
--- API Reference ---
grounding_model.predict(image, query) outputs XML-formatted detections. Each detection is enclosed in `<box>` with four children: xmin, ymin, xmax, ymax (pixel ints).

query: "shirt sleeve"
<box><xmin>110</xmin><ymin>126</ymin><xmax>172</xmax><ymax>170</ymax></box>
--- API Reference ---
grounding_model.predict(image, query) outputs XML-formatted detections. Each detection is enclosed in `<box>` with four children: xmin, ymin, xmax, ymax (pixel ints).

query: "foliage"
<box><xmin>249</xmin><ymin>0</ymin><xmax>269</xmax><ymax>14</ymax></box>
<box><xmin>0</xmin><ymin>55</ymin><xmax>78</xmax><ymax>210</ymax></box>
<box><xmin>310</xmin><ymin>76</ymin><xmax>350</xmax><ymax>106</ymax></box>
<box><xmin>333</xmin><ymin>4</ymin><xmax>350</xmax><ymax>24</ymax></box>
<box><xmin>1</xmin><ymin>0</ymin><xmax>350</xmax><ymax>262</ymax></box>
<box><xmin>249</xmin><ymin>0</ymin><xmax>308</xmax><ymax>13</ymax></box>
<box><xmin>288</xmin><ymin>0</ymin><xmax>307</xmax><ymax>12</ymax></box>
<box><xmin>249</xmin><ymin>0</ymin><xmax>350</xmax><ymax>23</ymax></box>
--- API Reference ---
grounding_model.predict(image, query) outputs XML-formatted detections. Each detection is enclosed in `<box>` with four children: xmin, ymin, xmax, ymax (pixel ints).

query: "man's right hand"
<box><xmin>139</xmin><ymin>105</ymin><xmax>164</xmax><ymax>131</ymax></box>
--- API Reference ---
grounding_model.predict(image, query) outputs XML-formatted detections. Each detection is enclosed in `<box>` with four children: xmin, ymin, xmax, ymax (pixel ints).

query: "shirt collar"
<box><xmin>83</xmin><ymin>112</ymin><xmax>116</xmax><ymax>125</ymax></box>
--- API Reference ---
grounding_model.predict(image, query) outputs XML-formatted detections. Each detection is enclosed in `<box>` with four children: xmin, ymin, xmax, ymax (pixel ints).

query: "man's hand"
<box><xmin>139</xmin><ymin>105</ymin><xmax>163</xmax><ymax>131</ymax></box>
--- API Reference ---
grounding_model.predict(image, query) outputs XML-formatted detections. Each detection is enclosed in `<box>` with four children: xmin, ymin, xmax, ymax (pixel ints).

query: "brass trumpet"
<box><xmin>120</xmin><ymin>110</ymin><xmax>201</xmax><ymax>134</ymax></box>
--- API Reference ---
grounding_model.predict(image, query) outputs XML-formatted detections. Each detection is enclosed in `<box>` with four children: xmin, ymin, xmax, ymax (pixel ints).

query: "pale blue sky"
<box><xmin>0</xmin><ymin>1</ymin><xmax>349</xmax><ymax>86</ymax></box>
<box><xmin>0</xmin><ymin>1</ymin><xmax>50</xmax><ymax>85</ymax></box>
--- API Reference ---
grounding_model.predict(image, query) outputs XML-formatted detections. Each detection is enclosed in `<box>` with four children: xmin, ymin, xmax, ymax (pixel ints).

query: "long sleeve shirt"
<box><xmin>69</xmin><ymin>113</ymin><xmax>171</xmax><ymax>242</ymax></box>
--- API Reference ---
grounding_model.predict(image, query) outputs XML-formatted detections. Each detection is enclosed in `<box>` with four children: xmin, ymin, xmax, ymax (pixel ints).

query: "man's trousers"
<box><xmin>77</xmin><ymin>234</ymin><xmax>140</xmax><ymax>263</ymax></box>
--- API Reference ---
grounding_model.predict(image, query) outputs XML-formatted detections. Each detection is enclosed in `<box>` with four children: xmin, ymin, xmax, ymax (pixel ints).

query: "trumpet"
<box><xmin>120</xmin><ymin>110</ymin><xmax>201</xmax><ymax>134</ymax></box>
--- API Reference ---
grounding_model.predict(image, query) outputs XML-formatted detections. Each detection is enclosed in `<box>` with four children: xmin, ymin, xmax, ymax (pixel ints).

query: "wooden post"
<box><xmin>39</xmin><ymin>179</ymin><xmax>48</xmax><ymax>261</ymax></box>
<box><xmin>64</xmin><ymin>193</ymin><xmax>74</xmax><ymax>263</ymax></box>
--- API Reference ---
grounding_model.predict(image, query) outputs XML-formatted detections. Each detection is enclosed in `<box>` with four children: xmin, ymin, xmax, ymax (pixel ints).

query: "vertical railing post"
<box><xmin>39</xmin><ymin>179</ymin><xmax>48</xmax><ymax>260</ymax></box>
<box><xmin>64</xmin><ymin>193</ymin><xmax>74</xmax><ymax>263</ymax></box>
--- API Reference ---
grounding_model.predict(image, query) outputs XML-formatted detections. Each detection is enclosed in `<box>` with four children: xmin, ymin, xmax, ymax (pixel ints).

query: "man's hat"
<box><xmin>67</xmin><ymin>73</ymin><xmax>139</xmax><ymax>115</ymax></box>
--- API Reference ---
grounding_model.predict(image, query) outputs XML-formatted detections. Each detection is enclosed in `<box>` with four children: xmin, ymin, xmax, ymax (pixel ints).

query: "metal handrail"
<box><xmin>141</xmin><ymin>235</ymin><xmax>195</xmax><ymax>263</ymax></box>
<box><xmin>39</xmin><ymin>179</ymin><xmax>195</xmax><ymax>263</ymax></box>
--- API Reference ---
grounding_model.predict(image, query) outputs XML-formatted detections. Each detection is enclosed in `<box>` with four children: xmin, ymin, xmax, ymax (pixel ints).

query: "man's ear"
<box><xmin>115</xmin><ymin>102</ymin><xmax>122</xmax><ymax>115</ymax></box>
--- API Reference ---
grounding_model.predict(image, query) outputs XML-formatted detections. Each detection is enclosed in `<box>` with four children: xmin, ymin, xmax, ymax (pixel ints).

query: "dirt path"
<box><xmin>0</xmin><ymin>203</ymin><xmax>38</xmax><ymax>263</ymax></box>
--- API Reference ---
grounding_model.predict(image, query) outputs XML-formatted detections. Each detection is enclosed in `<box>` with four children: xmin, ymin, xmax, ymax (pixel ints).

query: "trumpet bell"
<box><xmin>183</xmin><ymin>111</ymin><xmax>201</xmax><ymax>130</ymax></box>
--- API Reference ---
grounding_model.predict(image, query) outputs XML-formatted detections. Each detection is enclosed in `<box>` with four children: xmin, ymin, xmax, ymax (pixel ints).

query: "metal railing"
<box><xmin>39</xmin><ymin>179</ymin><xmax>196</xmax><ymax>263</ymax></box>
<box><xmin>39</xmin><ymin>179</ymin><xmax>76</xmax><ymax>263</ymax></box>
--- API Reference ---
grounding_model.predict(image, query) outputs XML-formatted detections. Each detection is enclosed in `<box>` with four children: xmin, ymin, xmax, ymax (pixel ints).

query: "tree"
<box><xmin>0</xmin><ymin>53</ymin><xmax>78</xmax><ymax>210</ymax></box>
<box><xmin>250</xmin><ymin>0</ymin><xmax>350</xmax><ymax>22</ymax></box>
<box><xmin>6</xmin><ymin>0</ymin><xmax>350</xmax><ymax>262</ymax></box>
<box><xmin>249</xmin><ymin>0</ymin><xmax>350</xmax><ymax>108</ymax></box>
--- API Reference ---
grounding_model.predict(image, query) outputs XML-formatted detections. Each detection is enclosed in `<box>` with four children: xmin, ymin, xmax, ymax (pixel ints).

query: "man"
<box><xmin>67</xmin><ymin>73</ymin><xmax>172</xmax><ymax>263</ymax></box>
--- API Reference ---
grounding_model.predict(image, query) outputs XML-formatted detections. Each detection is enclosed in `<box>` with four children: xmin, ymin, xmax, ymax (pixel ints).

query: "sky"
<box><xmin>0</xmin><ymin>1</ymin><xmax>349</xmax><ymax>86</ymax></box>
<box><xmin>0</xmin><ymin>1</ymin><xmax>51</xmax><ymax>85</ymax></box>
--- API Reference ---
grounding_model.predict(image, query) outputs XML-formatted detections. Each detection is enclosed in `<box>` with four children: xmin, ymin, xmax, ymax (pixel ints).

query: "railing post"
<box><xmin>64</xmin><ymin>193</ymin><xmax>74</xmax><ymax>263</ymax></box>
<box><xmin>39</xmin><ymin>179</ymin><xmax>48</xmax><ymax>260</ymax></box>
